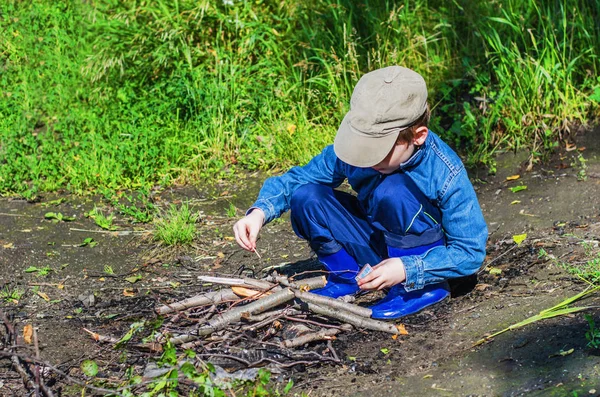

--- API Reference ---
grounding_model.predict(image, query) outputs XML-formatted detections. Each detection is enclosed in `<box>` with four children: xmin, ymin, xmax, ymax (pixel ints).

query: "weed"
<box><xmin>573</xmin><ymin>154</ymin><xmax>588</xmax><ymax>182</ymax></box>
<box><xmin>44</xmin><ymin>212</ymin><xmax>75</xmax><ymax>223</ymax></box>
<box><xmin>154</xmin><ymin>203</ymin><xmax>199</xmax><ymax>246</ymax></box>
<box><xmin>0</xmin><ymin>286</ymin><xmax>25</xmax><ymax>304</ymax></box>
<box><xmin>226</xmin><ymin>202</ymin><xmax>237</xmax><ymax>218</ymax></box>
<box><xmin>87</xmin><ymin>207</ymin><xmax>117</xmax><ymax>230</ymax></box>
<box><xmin>24</xmin><ymin>266</ymin><xmax>53</xmax><ymax>277</ymax></box>
<box><xmin>104</xmin><ymin>265</ymin><xmax>115</xmax><ymax>275</ymax></box>
<box><xmin>584</xmin><ymin>314</ymin><xmax>600</xmax><ymax>349</ymax></box>
<box><xmin>79</xmin><ymin>237</ymin><xmax>97</xmax><ymax>247</ymax></box>
<box><xmin>0</xmin><ymin>0</ymin><xmax>598</xmax><ymax>194</ymax></box>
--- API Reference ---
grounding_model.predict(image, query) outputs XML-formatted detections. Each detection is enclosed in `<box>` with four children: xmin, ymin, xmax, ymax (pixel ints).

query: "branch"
<box><xmin>156</xmin><ymin>289</ymin><xmax>239</xmax><ymax>314</ymax></box>
<box><xmin>282</xmin><ymin>325</ymin><xmax>351</xmax><ymax>348</ymax></box>
<box><xmin>299</xmin><ymin>302</ymin><xmax>401</xmax><ymax>335</ymax></box>
<box><xmin>293</xmin><ymin>289</ymin><xmax>372</xmax><ymax>318</ymax></box>
<box><xmin>170</xmin><ymin>288</ymin><xmax>296</xmax><ymax>345</ymax></box>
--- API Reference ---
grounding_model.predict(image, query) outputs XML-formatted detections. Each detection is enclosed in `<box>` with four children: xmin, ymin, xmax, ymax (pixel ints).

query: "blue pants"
<box><xmin>290</xmin><ymin>173</ymin><xmax>445</xmax><ymax>266</ymax></box>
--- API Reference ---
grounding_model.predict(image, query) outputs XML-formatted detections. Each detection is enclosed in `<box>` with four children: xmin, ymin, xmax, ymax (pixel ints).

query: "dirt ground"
<box><xmin>2</xmin><ymin>127</ymin><xmax>600</xmax><ymax>396</ymax></box>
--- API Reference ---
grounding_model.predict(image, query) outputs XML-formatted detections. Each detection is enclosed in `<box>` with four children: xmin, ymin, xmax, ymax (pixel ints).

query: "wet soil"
<box><xmin>2</xmin><ymin>127</ymin><xmax>600</xmax><ymax>396</ymax></box>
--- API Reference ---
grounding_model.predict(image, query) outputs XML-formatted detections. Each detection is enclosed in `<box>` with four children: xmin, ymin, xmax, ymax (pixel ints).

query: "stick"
<box><xmin>197</xmin><ymin>276</ymin><xmax>276</xmax><ymax>291</ymax></box>
<box><xmin>293</xmin><ymin>289</ymin><xmax>372</xmax><ymax>318</ymax></box>
<box><xmin>170</xmin><ymin>288</ymin><xmax>296</xmax><ymax>345</ymax></box>
<box><xmin>156</xmin><ymin>289</ymin><xmax>239</xmax><ymax>314</ymax></box>
<box><xmin>0</xmin><ymin>351</ymin><xmax>126</xmax><ymax>397</ymax></box>
<box><xmin>282</xmin><ymin>327</ymin><xmax>346</xmax><ymax>348</ymax></box>
<box><xmin>288</xmin><ymin>276</ymin><xmax>327</xmax><ymax>290</ymax></box>
<box><xmin>265</xmin><ymin>275</ymin><xmax>327</xmax><ymax>290</ymax></box>
<box><xmin>69</xmin><ymin>227</ymin><xmax>146</xmax><ymax>235</ymax></box>
<box><xmin>300</xmin><ymin>302</ymin><xmax>401</xmax><ymax>335</ymax></box>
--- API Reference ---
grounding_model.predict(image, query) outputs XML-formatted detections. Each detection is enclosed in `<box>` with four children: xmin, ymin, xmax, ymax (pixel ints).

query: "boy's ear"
<box><xmin>413</xmin><ymin>126</ymin><xmax>428</xmax><ymax>145</ymax></box>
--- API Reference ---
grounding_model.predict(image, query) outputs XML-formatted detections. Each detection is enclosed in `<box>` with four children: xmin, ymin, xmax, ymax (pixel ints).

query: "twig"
<box><xmin>69</xmin><ymin>227</ymin><xmax>147</xmax><ymax>235</ymax></box>
<box><xmin>0</xmin><ymin>351</ymin><xmax>126</xmax><ymax>396</ymax></box>
<box><xmin>197</xmin><ymin>276</ymin><xmax>276</xmax><ymax>291</ymax></box>
<box><xmin>282</xmin><ymin>326</ymin><xmax>350</xmax><ymax>348</ymax></box>
<box><xmin>479</xmin><ymin>244</ymin><xmax>519</xmax><ymax>274</ymax></box>
<box><xmin>327</xmin><ymin>340</ymin><xmax>340</xmax><ymax>362</ymax></box>
<box><xmin>282</xmin><ymin>315</ymin><xmax>348</xmax><ymax>330</ymax></box>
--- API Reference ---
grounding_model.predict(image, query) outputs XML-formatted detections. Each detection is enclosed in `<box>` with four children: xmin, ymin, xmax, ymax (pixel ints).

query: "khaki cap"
<box><xmin>334</xmin><ymin>66</ymin><xmax>428</xmax><ymax>167</ymax></box>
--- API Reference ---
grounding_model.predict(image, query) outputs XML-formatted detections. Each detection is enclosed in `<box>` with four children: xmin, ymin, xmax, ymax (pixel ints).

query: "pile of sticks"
<box><xmin>154</xmin><ymin>274</ymin><xmax>404</xmax><ymax>370</ymax></box>
<box><xmin>1</xmin><ymin>310</ymin><xmax>55</xmax><ymax>397</ymax></box>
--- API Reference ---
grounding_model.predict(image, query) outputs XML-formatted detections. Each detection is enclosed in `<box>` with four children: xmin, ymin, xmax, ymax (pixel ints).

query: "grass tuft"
<box><xmin>153</xmin><ymin>203</ymin><xmax>199</xmax><ymax>246</ymax></box>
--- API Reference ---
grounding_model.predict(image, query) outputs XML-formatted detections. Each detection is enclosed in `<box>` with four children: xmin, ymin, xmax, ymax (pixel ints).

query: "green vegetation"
<box><xmin>154</xmin><ymin>203</ymin><xmax>199</xmax><ymax>245</ymax></box>
<box><xmin>87</xmin><ymin>207</ymin><xmax>117</xmax><ymax>230</ymax></box>
<box><xmin>584</xmin><ymin>314</ymin><xmax>600</xmax><ymax>349</ymax></box>
<box><xmin>1</xmin><ymin>0</ymin><xmax>599</xmax><ymax>196</ymax></box>
<box><xmin>0</xmin><ymin>285</ymin><xmax>25</xmax><ymax>304</ymax></box>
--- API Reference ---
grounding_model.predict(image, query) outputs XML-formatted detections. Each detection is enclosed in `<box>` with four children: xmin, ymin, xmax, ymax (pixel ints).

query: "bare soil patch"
<box><xmin>1</xmin><ymin>128</ymin><xmax>600</xmax><ymax>396</ymax></box>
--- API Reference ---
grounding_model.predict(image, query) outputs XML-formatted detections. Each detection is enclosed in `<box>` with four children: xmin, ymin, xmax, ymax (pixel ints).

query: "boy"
<box><xmin>233</xmin><ymin>66</ymin><xmax>488</xmax><ymax>320</ymax></box>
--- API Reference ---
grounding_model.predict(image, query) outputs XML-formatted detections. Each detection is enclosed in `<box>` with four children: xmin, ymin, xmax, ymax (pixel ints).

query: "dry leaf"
<box><xmin>217</xmin><ymin>252</ymin><xmax>225</xmax><ymax>258</ymax></box>
<box><xmin>123</xmin><ymin>289</ymin><xmax>135</xmax><ymax>297</ymax></box>
<box><xmin>231</xmin><ymin>286</ymin><xmax>271</xmax><ymax>298</ymax></box>
<box><xmin>397</xmin><ymin>324</ymin><xmax>409</xmax><ymax>335</ymax></box>
<box><xmin>565</xmin><ymin>142</ymin><xmax>577</xmax><ymax>151</ymax></box>
<box><xmin>3</xmin><ymin>242</ymin><xmax>14</xmax><ymax>249</ymax></box>
<box><xmin>506</xmin><ymin>175</ymin><xmax>520</xmax><ymax>181</ymax></box>
<box><xmin>23</xmin><ymin>324</ymin><xmax>33</xmax><ymax>344</ymax></box>
<box><xmin>37</xmin><ymin>291</ymin><xmax>50</xmax><ymax>301</ymax></box>
<box><xmin>475</xmin><ymin>283</ymin><xmax>492</xmax><ymax>291</ymax></box>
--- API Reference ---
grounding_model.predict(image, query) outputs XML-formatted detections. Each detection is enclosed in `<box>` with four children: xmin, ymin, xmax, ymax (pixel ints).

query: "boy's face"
<box><xmin>371</xmin><ymin>140</ymin><xmax>415</xmax><ymax>174</ymax></box>
<box><xmin>371</xmin><ymin>126</ymin><xmax>428</xmax><ymax>174</ymax></box>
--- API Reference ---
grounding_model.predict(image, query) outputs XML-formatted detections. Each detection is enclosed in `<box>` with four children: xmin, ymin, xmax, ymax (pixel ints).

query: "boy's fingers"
<box><xmin>233</xmin><ymin>223</ymin><xmax>252</xmax><ymax>251</ymax></box>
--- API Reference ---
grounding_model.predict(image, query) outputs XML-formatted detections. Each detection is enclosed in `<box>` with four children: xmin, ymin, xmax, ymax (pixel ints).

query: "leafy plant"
<box><xmin>226</xmin><ymin>202</ymin><xmax>237</xmax><ymax>218</ymax></box>
<box><xmin>45</xmin><ymin>212</ymin><xmax>75</xmax><ymax>222</ymax></box>
<box><xmin>154</xmin><ymin>203</ymin><xmax>199</xmax><ymax>246</ymax></box>
<box><xmin>87</xmin><ymin>207</ymin><xmax>117</xmax><ymax>230</ymax></box>
<box><xmin>78</xmin><ymin>237</ymin><xmax>98</xmax><ymax>247</ymax></box>
<box><xmin>24</xmin><ymin>266</ymin><xmax>53</xmax><ymax>277</ymax></box>
<box><xmin>584</xmin><ymin>314</ymin><xmax>600</xmax><ymax>349</ymax></box>
<box><xmin>0</xmin><ymin>286</ymin><xmax>25</xmax><ymax>304</ymax></box>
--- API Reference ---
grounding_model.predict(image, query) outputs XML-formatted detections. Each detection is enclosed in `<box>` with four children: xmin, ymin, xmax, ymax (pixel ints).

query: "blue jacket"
<box><xmin>250</xmin><ymin>131</ymin><xmax>488</xmax><ymax>291</ymax></box>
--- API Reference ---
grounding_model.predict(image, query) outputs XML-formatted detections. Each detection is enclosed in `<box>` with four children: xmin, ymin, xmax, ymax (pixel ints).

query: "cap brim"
<box><xmin>333</xmin><ymin>113</ymin><xmax>400</xmax><ymax>168</ymax></box>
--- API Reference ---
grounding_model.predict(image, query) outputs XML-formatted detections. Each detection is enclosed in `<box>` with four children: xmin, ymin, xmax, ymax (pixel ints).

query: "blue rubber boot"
<box><xmin>370</xmin><ymin>241</ymin><xmax>450</xmax><ymax>320</ymax></box>
<box><xmin>311</xmin><ymin>248</ymin><xmax>361</xmax><ymax>298</ymax></box>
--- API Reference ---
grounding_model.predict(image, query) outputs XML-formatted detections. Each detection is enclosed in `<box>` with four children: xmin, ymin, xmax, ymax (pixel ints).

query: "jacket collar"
<box><xmin>398</xmin><ymin>130</ymin><xmax>431</xmax><ymax>170</ymax></box>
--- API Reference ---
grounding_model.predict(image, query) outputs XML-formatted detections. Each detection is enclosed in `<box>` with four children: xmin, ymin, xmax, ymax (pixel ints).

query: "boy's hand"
<box><xmin>357</xmin><ymin>257</ymin><xmax>406</xmax><ymax>291</ymax></box>
<box><xmin>233</xmin><ymin>209</ymin><xmax>265</xmax><ymax>252</ymax></box>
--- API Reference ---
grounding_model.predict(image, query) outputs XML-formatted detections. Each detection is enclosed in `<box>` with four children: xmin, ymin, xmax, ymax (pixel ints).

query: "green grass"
<box><xmin>0</xmin><ymin>0</ymin><xmax>599</xmax><ymax>196</ymax></box>
<box><xmin>154</xmin><ymin>203</ymin><xmax>199</xmax><ymax>246</ymax></box>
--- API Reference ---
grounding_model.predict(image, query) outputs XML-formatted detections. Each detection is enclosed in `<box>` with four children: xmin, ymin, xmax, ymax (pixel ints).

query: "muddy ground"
<box><xmin>1</xmin><ymin>127</ymin><xmax>600</xmax><ymax>396</ymax></box>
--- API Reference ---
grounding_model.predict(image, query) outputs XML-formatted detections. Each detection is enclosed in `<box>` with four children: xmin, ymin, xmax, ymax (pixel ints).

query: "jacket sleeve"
<box><xmin>400</xmin><ymin>168</ymin><xmax>488</xmax><ymax>291</ymax></box>
<box><xmin>249</xmin><ymin>145</ymin><xmax>346</xmax><ymax>224</ymax></box>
